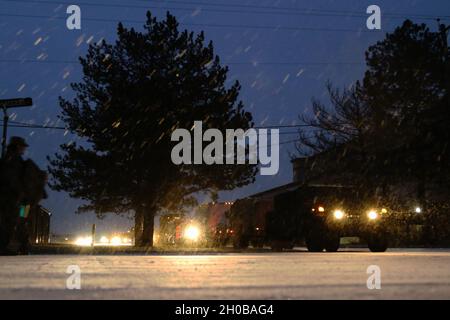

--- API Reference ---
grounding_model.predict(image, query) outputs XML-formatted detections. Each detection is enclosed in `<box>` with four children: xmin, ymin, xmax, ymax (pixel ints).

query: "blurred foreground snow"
<box><xmin>1</xmin><ymin>249</ymin><xmax>450</xmax><ymax>299</ymax></box>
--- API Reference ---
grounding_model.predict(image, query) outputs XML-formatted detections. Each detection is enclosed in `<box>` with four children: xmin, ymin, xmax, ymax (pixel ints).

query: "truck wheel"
<box><xmin>324</xmin><ymin>234</ymin><xmax>340</xmax><ymax>252</ymax></box>
<box><xmin>284</xmin><ymin>241</ymin><xmax>295</xmax><ymax>250</ymax></box>
<box><xmin>305</xmin><ymin>234</ymin><xmax>324</xmax><ymax>252</ymax></box>
<box><xmin>270</xmin><ymin>240</ymin><xmax>294</xmax><ymax>251</ymax></box>
<box><xmin>367</xmin><ymin>236</ymin><xmax>388</xmax><ymax>252</ymax></box>
<box><xmin>251</xmin><ymin>239</ymin><xmax>264</xmax><ymax>249</ymax></box>
<box><xmin>233</xmin><ymin>236</ymin><xmax>249</xmax><ymax>249</ymax></box>
<box><xmin>270</xmin><ymin>240</ymin><xmax>284</xmax><ymax>252</ymax></box>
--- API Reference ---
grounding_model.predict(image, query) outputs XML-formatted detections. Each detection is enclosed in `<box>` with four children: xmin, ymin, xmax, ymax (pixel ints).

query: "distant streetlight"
<box><xmin>0</xmin><ymin>97</ymin><xmax>33</xmax><ymax>158</ymax></box>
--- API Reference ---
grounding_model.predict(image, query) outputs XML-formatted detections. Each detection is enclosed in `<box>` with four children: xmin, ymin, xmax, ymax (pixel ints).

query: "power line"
<box><xmin>4</xmin><ymin>120</ymin><xmax>317</xmax><ymax>131</ymax></box>
<box><xmin>133</xmin><ymin>0</ymin><xmax>450</xmax><ymax>20</ymax></box>
<box><xmin>1</xmin><ymin>122</ymin><xmax>306</xmax><ymax>147</ymax></box>
<box><xmin>278</xmin><ymin>138</ymin><xmax>301</xmax><ymax>146</ymax></box>
<box><xmin>1</xmin><ymin>0</ymin><xmax>449</xmax><ymax>21</ymax></box>
<box><xmin>225</xmin><ymin>62</ymin><xmax>363</xmax><ymax>66</ymax></box>
<box><xmin>3</xmin><ymin>120</ymin><xmax>316</xmax><ymax>148</ymax></box>
<box><xmin>0</xmin><ymin>123</ymin><xmax>65</xmax><ymax>130</ymax></box>
<box><xmin>7</xmin><ymin>120</ymin><xmax>67</xmax><ymax>130</ymax></box>
<box><xmin>254</xmin><ymin>124</ymin><xmax>314</xmax><ymax>129</ymax></box>
<box><xmin>0</xmin><ymin>13</ymin><xmax>381</xmax><ymax>33</ymax></box>
<box><xmin>0</xmin><ymin>58</ymin><xmax>364</xmax><ymax>67</ymax></box>
<box><xmin>238</xmin><ymin>130</ymin><xmax>305</xmax><ymax>135</ymax></box>
<box><xmin>2</xmin><ymin>122</ymin><xmax>307</xmax><ymax>148</ymax></box>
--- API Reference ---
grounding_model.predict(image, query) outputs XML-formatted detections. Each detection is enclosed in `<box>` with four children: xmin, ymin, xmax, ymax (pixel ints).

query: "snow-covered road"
<box><xmin>1</xmin><ymin>249</ymin><xmax>450</xmax><ymax>299</ymax></box>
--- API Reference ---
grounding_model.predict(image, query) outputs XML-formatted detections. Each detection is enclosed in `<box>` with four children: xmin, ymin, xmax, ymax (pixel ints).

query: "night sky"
<box><xmin>1</xmin><ymin>0</ymin><xmax>449</xmax><ymax>236</ymax></box>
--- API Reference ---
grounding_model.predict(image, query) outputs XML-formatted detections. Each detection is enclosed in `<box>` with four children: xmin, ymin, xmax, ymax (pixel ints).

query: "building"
<box><xmin>29</xmin><ymin>206</ymin><xmax>51</xmax><ymax>244</ymax></box>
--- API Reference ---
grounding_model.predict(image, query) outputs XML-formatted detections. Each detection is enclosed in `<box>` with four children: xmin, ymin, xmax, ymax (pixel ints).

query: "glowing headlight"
<box><xmin>318</xmin><ymin>206</ymin><xmax>325</xmax><ymax>212</ymax></box>
<box><xmin>184</xmin><ymin>225</ymin><xmax>201</xmax><ymax>241</ymax></box>
<box><xmin>122</xmin><ymin>237</ymin><xmax>131</xmax><ymax>243</ymax></box>
<box><xmin>110</xmin><ymin>236</ymin><xmax>122</xmax><ymax>245</ymax></box>
<box><xmin>333</xmin><ymin>210</ymin><xmax>345</xmax><ymax>220</ymax></box>
<box><xmin>75</xmin><ymin>236</ymin><xmax>92</xmax><ymax>246</ymax></box>
<box><xmin>368</xmin><ymin>210</ymin><xmax>379</xmax><ymax>220</ymax></box>
<box><xmin>415</xmin><ymin>207</ymin><xmax>422</xmax><ymax>214</ymax></box>
<box><xmin>99</xmin><ymin>236</ymin><xmax>109</xmax><ymax>244</ymax></box>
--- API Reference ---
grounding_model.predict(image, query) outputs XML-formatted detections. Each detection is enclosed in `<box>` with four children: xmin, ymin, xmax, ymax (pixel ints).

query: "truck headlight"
<box><xmin>367</xmin><ymin>210</ymin><xmax>379</xmax><ymax>220</ymax></box>
<box><xmin>75</xmin><ymin>236</ymin><xmax>92</xmax><ymax>246</ymax></box>
<box><xmin>312</xmin><ymin>206</ymin><xmax>325</xmax><ymax>214</ymax></box>
<box><xmin>184</xmin><ymin>225</ymin><xmax>201</xmax><ymax>241</ymax></box>
<box><xmin>333</xmin><ymin>209</ymin><xmax>345</xmax><ymax>220</ymax></box>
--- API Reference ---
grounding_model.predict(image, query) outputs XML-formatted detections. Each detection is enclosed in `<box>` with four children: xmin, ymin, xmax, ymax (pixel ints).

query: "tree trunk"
<box><xmin>141</xmin><ymin>211</ymin><xmax>155</xmax><ymax>247</ymax></box>
<box><xmin>134</xmin><ymin>196</ymin><xmax>156</xmax><ymax>247</ymax></box>
<box><xmin>134</xmin><ymin>207</ymin><xmax>144</xmax><ymax>247</ymax></box>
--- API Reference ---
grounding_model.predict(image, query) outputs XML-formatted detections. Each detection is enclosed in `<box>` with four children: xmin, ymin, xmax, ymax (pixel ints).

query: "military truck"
<box><xmin>268</xmin><ymin>185</ymin><xmax>391</xmax><ymax>252</ymax></box>
<box><xmin>227</xmin><ymin>198</ymin><xmax>270</xmax><ymax>249</ymax></box>
<box><xmin>158</xmin><ymin>214</ymin><xmax>185</xmax><ymax>246</ymax></box>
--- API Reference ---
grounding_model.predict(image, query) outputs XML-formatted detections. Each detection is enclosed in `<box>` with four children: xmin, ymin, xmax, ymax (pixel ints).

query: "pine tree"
<box><xmin>363</xmin><ymin>20</ymin><xmax>450</xmax><ymax>200</ymax></box>
<box><xmin>48</xmin><ymin>12</ymin><xmax>256</xmax><ymax>246</ymax></box>
<box><xmin>297</xmin><ymin>20</ymin><xmax>449</xmax><ymax>200</ymax></box>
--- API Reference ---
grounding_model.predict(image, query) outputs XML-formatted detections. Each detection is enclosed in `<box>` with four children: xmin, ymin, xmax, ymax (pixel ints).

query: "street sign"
<box><xmin>1</xmin><ymin>97</ymin><xmax>34</xmax><ymax>158</ymax></box>
<box><xmin>0</xmin><ymin>97</ymin><xmax>33</xmax><ymax>108</ymax></box>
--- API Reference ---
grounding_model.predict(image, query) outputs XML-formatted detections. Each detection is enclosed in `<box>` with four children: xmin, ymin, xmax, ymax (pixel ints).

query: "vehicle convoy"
<box><xmin>268</xmin><ymin>185</ymin><xmax>391</xmax><ymax>252</ymax></box>
<box><xmin>157</xmin><ymin>204</ymin><xmax>233</xmax><ymax>247</ymax></box>
<box><xmin>156</xmin><ymin>184</ymin><xmax>394</xmax><ymax>252</ymax></box>
<box><xmin>157</xmin><ymin>213</ymin><xmax>206</xmax><ymax>246</ymax></box>
<box><xmin>228</xmin><ymin>185</ymin><xmax>392</xmax><ymax>252</ymax></box>
<box><xmin>156</xmin><ymin>148</ymin><xmax>423</xmax><ymax>252</ymax></box>
<box><xmin>227</xmin><ymin>198</ymin><xmax>269</xmax><ymax>249</ymax></box>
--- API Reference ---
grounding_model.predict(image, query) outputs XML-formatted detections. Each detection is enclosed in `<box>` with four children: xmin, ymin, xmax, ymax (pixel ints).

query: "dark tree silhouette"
<box><xmin>297</xmin><ymin>20</ymin><xmax>449</xmax><ymax>200</ymax></box>
<box><xmin>296</xmin><ymin>82</ymin><xmax>377</xmax><ymax>189</ymax></box>
<box><xmin>48</xmin><ymin>12</ymin><xmax>256</xmax><ymax>246</ymax></box>
<box><xmin>363</xmin><ymin>20</ymin><xmax>450</xmax><ymax>201</ymax></box>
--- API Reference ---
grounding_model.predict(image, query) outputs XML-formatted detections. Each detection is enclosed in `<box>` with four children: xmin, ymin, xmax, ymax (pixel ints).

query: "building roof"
<box><xmin>249</xmin><ymin>181</ymin><xmax>302</xmax><ymax>200</ymax></box>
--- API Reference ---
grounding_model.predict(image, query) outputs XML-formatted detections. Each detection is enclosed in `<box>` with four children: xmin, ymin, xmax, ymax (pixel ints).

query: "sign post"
<box><xmin>0</xmin><ymin>97</ymin><xmax>33</xmax><ymax>158</ymax></box>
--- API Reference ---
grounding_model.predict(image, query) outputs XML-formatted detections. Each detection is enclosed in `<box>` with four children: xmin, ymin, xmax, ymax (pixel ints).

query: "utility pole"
<box><xmin>0</xmin><ymin>97</ymin><xmax>33</xmax><ymax>158</ymax></box>
<box><xmin>91</xmin><ymin>224</ymin><xmax>96</xmax><ymax>247</ymax></box>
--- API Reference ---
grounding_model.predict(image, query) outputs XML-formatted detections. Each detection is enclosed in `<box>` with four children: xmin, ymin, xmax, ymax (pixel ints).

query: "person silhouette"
<box><xmin>0</xmin><ymin>137</ymin><xmax>47</xmax><ymax>255</ymax></box>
